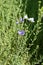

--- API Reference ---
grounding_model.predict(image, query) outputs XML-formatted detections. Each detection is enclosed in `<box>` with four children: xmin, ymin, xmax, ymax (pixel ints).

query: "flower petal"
<box><xmin>24</xmin><ymin>15</ymin><xmax>28</xmax><ymax>19</ymax></box>
<box><xmin>28</xmin><ymin>18</ymin><xmax>35</xmax><ymax>22</ymax></box>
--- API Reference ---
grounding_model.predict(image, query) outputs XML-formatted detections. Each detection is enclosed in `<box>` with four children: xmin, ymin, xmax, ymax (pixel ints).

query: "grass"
<box><xmin>0</xmin><ymin>0</ymin><xmax>43</xmax><ymax>65</ymax></box>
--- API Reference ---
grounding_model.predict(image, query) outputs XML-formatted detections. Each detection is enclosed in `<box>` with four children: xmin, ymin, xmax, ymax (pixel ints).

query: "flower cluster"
<box><xmin>16</xmin><ymin>15</ymin><xmax>35</xmax><ymax>35</ymax></box>
<box><xmin>24</xmin><ymin>15</ymin><xmax>35</xmax><ymax>22</ymax></box>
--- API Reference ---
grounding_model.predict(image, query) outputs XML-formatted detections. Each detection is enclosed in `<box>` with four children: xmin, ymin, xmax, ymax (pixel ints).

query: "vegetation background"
<box><xmin>0</xmin><ymin>0</ymin><xmax>43</xmax><ymax>65</ymax></box>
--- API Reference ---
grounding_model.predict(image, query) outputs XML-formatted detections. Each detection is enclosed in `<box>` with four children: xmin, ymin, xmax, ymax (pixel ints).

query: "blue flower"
<box><xmin>18</xmin><ymin>30</ymin><xmax>25</xmax><ymax>35</ymax></box>
<box><xmin>20</xmin><ymin>18</ymin><xmax>24</xmax><ymax>22</ymax></box>
<box><xmin>16</xmin><ymin>21</ymin><xmax>19</xmax><ymax>24</ymax></box>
